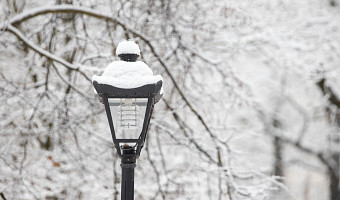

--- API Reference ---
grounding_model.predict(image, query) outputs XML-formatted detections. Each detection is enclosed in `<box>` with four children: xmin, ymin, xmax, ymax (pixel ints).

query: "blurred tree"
<box><xmin>317</xmin><ymin>78</ymin><xmax>340</xmax><ymax>200</ymax></box>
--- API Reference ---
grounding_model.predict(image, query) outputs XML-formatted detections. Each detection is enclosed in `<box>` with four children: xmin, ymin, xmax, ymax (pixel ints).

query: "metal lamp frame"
<box><xmin>93</xmin><ymin>80</ymin><xmax>162</xmax><ymax>158</ymax></box>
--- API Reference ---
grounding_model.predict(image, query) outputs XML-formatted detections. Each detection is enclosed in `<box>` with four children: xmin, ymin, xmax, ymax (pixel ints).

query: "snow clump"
<box><xmin>92</xmin><ymin>40</ymin><xmax>163</xmax><ymax>90</ymax></box>
<box><xmin>116</xmin><ymin>40</ymin><xmax>140</xmax><ymax>56</ymax></box>
<box><xmin>92</xmin><ymin>61</ymin><xmax>163</xmax><ymax>89</ymax></box>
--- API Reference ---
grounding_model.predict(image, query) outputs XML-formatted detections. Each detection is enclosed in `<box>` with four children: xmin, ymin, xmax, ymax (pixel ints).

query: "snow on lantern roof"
<box><xmin>92</xmin><ymin>61</ymin><xmax>163</xmax><ymax>89</ymax></box>
<box><xmin>116</xmin><ymin>40</ymin><xmax>141</xmax><ymax>56</ymax></box>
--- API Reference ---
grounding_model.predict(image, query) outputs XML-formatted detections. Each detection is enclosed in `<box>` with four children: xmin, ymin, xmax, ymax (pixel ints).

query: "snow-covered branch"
<box><xmin>9</xmin><ymin>5</ymin><xmax>119</xmax><ymax>25</ymax></box>
<box><xmin>5</xmin><ymin>24</ymin><xmax>91</xmax><ymax>81</ymax></box>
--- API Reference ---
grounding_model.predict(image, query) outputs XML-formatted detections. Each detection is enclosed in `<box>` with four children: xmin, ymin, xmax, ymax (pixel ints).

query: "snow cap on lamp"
<box><xmin>116</xmin><ymin>40</ymin><xmax>140</xmax><ymax>62</ymax></box>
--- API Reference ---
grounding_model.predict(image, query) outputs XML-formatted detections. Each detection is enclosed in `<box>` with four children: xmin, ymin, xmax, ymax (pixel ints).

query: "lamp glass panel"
<box><xmin>108</xmin><ymin>98</ymin><xmax>148</xmax><ymax>139</ymax></box>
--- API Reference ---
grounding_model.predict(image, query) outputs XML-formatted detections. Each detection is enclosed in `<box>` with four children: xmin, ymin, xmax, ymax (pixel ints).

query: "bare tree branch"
<box><xmin>5</xmin><ymin>24</ymin><xmax>91</xmax><ymax>82</ymax></box>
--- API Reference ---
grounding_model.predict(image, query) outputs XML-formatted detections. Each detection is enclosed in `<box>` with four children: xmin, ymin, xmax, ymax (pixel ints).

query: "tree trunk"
<box><xmin>273</xmin><ymin>136</ymin><xmax>283</xmax><ymax>177</ymax></box>
<box><xmin>329</xmin><ymin>154</ymin><xmax>340</xmax><ymax>200</ymax></box>
<box><xmin>329</xmin><ymin>0</ymin><xmax>337</xmax><ymax>7</ymax></box>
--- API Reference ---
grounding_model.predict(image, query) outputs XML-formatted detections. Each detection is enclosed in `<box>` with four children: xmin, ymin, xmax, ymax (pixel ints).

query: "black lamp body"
<box><xmin>118</xmin><ymin>54</ymin><xmax>139</xmax><ymax>62</ymax></box>
<box><xmin>93</xmin><ymin>80</ymin><xmax>162</xmax><ymax>157</ymax></box>
<box><xmin>93</xmin><ymin>80</ymin><xmax>162</xmax><ymax>200</ymax></box>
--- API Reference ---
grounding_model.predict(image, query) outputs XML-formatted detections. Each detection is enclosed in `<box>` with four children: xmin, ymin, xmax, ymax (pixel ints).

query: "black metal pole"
<box><xmin>120</xmin><ymin>146</ymin><xmax>136</xmax><ymax>200</ymax></box>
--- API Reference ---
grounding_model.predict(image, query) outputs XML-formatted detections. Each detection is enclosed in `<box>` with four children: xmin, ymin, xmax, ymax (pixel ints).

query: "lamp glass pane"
<box><xmin>108</xmin><ymin>98</ymin><xmax>148</xmax><ymax>139</ymax></box>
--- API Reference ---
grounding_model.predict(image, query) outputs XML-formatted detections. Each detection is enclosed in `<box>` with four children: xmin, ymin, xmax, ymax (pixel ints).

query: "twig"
<box><xmin>163</xmin><ymin>99</ymin><xmax>216</xmax><ymax>164</ymax></box>
<box><xmin>5</xmin><ymin>24</ymin><xmax>91</xmax><ymax>82</ymax></box>
<box><xmin>0</xmin><ymin>192</ymin><xmax>7</xmax><ymax>200</ymax></box>
<box><xmin>50</xmin><ymin>61</ymin><xmax>93</xmax><ymax>104</ymax></box>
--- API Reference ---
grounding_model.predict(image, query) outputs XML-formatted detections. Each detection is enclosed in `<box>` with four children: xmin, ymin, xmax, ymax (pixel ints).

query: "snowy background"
<box><xmin>0</xmin><ymin>0</ymin><xmax>339</xmax><ymax>200</ymax></box>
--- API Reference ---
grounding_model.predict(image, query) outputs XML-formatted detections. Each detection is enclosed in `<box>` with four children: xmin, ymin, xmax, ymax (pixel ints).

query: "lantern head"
<box><xmin>93</xmin><ymin>80</ymin><xmax>162</xmax><ymax>158</ymax></box>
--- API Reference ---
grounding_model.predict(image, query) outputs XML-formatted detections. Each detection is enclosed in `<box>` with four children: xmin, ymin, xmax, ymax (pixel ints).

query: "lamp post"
<box><xmin>92</xmin><ymin>42</ymin><xmax>162</xmax><ymax>200</ymax></box>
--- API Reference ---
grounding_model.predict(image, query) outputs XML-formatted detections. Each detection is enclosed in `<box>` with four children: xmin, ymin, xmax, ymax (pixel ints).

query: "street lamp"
<box><xmin>92</xmin><ymin>40</ymin><xmax>163</xmax><ymax>200</ymax></box>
